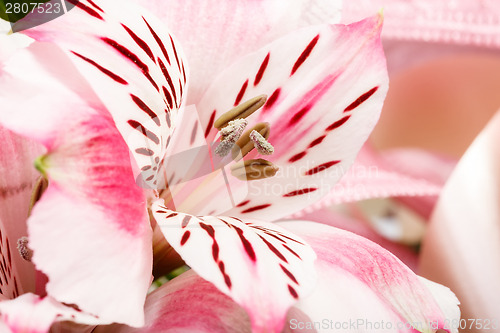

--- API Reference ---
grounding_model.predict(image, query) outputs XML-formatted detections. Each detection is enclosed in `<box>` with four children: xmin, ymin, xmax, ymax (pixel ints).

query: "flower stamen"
<box><xmin>29</xmin><ymin>176</ymin><xmax>48</xmax><ymax>216</ymax></box>
<box><xmin>250</xmin><ymin>130</ymin><xmax>274</xmax><ymax>155</ymax></box>
<box><xmin>215</xmin><ymin>119</ymin><xmax>248</xmax><ymax>157</ymax></box>
<box><xmin>230</xmin><ymin>158</ymin><xmax>279</xmax><ymax>181</ymax></box>
<box><xmin>17</xmin><ymin>237</ymin><xmax>33</xmax><ymax>262</ymax></box>
<box><xmin>214</xmin><ymin>95</ymin><xmax>267</xmax><ymax>130</ymax></box>
<box><xmin>232</xmin><ymin>122</ymin><xmax>270</xmax><ymax>160</ymax></box>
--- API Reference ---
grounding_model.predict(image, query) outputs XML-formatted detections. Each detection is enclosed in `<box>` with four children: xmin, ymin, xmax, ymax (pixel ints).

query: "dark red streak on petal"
<box><xmin>308</xmin><ymin>135</ymin><xmax>326</xmax><ymax>148</ymax></box>
<box><xmin>130</xmin><ymin>94</ymin><xmax>160</xmax><ymax>126</ymax></box>
<box><xmin>254</xmin><ymin>53</ymin><xmax>270</xmax><ymax>86</ymax></box>
<box><xmin>344</xmin><ymin>86</ymin><xmax>379</xmax><ymax>112</ymax></box>
<box><xmin>205</xmin><ymin>110</ymin><xmax>216</xmax><ymax>138</ymax></box>
<box><xmin>218</xmin><ymin>262</ymin><xmax>232</xmax><ymax>289</ymax></box>
<box><xmin>200</xmin><ymin>223</ymin><xmax>215</xmax><ymax>238</ymax></box>
<box><xmin>236</xmin><ymin>200</ymin><xmax>250</xmax><ymax>207</ymax></box>
<box><xmin>291</xmin><ymin>34</ymin><xmax>320</xmax><ymax>76</ymax></box>
<box><xmin>241</xmin><ymin>204</ymin><xmax>271</xmax><ymax>214</ymax></box>
<box><xmin>71</xmin><ymin>51</ymin><xmax>127</xmax><ymax>85</ymax></box>
<box><xmin>146</xmin><ymin>175</ymin><xmax>154</xmax><ymax>181</ymax></box>
<box><xmin>178</xmin><ymin>78</ymin><xmax>183</xmax><ymax>102</ymax></box>
<box><xmin>86</xmin><ymin>0</ymin><xmax>104</xmax><ymax>12</ymax></box>
<box><xmin>212</xmin><ymin>242</ymin><xmax>220</xmax><ymax>261</ymax></box>
<box><xmin>280</xmin><ymin>264</ymin><xmax>298</xmax><ymax>284</ymax></box>
<box><xmin>326</xmin><ymin>115</ymin><xmax>351</xmax><ymax>131</ymax></box>
<box><xmin>158</xmin><ymin>58</ymin><xmax>177</xmax><ymax>103</ymax></box>
<box><xmin>181</xmin><ymin>61</ymin><xmax>187</xmax><ymax>84</ymax></box>
<box><xmin>288</xmin><ymin>151</ymin><xmax>307</xmax><ymax>163</ymax></box>
<box><xmin>135</xmin><ymin>148</ymin><xmax>154</xmax><ymax>156</ymax></box>
<box><xmin>283</xmin><ymin>187</ymin><xmax>318</xmax><ymax>197</ymax></box>
<box><xmin>66</xmin><ymin>0</ymin><xmax>103</xmax><ymax>20</ymax></box>
<box><xmin>263</xmin><ymin>88</ymin><xmax>280</xmax><ymax>112</ymax></box>
<box><xmin>274</xmin><ymin>231</ymin><xmax>304</xmax><ymax>245</ymax></box>
<box><xmin>288</xmin><ymin>105</ymin><xmax>311</xmax><ymax>127</ymax></box>
<box><xmin>190</xmin><ymin>121</ymin><xmax>198</xmax><ymax>145</ymax></box>
<box><xmin>180</xmin><ymin>231</ymin><xmax>190</xmax><ymax>246</ymax></box>
<box><xmin>234</xmin><ymin>79</ymin><xmax>249</xmax><ymax>106</ymax></box>
<box><xmin>143</xmin><ymin>17</ymin><xmax>171</xmax><ymax>65</ymax></box>
<box><xmin>233</xmin><ymin>227</ymin><xmax>256</xmax><ymax>261</ymax></box>
<box><xmin>166</xmin><ymin>212</ymin><xmax>178</xmax><ymax>218</ymax></box>
<box><xmin>162</xmin><ymin>86</ymin><xmax>173</xmax><ymax>109</ymax></box>
<box><xmin>281</xmin><ymin>244</ymin><xmax>301</xmax><ymax>259</ymax></box>
<box><xmin>305</xmin><ymin>160</ymin><xmax>340</xmax><ymax>176</ymax></box>
<box><xmin>259</xmin><ymin>236</ymin><xmax>287</xmax><ymax>263</ymax></box>
<box><xmin>144</xmin><ymin>72</ymin><xmax>159</xmax><ymax>91</ymax></box>
<box><xmin>121</xmin><ymin>24</ymin><xmax>155</xmax><ymax>62</ymax></box>
<box><xmin>288</xmin><ymin>285</ymin><xmax>299</xmax><ymax>299</ymax></box>
<box><xmin>101</xmin><ymin>37</ymin><xmax>148</xmax><ymax>73</ymax></box>
<box><xmin>127</xmin><ymin>120</ymin><xmax>160</xmax><ymax>144</ymax></box>
<box><xmin>170</xmin><ymin>35</ymin><xmax>180</xmax><ymax>68</ymax></box>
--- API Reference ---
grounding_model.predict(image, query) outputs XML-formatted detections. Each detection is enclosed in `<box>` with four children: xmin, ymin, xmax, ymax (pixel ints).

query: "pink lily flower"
<box><xmin>0</xmin><ymin>0</ymin><xmax>460</xmax><ymax>331</ymax></box>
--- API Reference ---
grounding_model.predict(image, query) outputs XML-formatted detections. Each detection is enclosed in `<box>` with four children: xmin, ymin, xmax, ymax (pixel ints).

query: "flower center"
<box><xmin>214</xmin><ymin>95</ymin><xmax>277</xmax><ymax>181</ymax></box>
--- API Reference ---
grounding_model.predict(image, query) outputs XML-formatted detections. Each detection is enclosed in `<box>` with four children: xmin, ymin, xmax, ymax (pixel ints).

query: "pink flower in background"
<box><xmin>0</xmin><ymin>0</ymin><xmax>463</xmax><ymax>332</ymax></box>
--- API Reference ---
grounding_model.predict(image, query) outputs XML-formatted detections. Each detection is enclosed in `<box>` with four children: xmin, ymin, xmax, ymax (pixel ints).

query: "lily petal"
<box><xmin>152</xmin><ymin>200</ymin><xmax>316</xmax><ymax>333</ymax></box>
<box><xmin>194</xmin><ymin>15</ymin><xmax>388</xmax><ymax>221</ymax></box>
<box><xmin>0</xmin><ymin>293</ymin><xmax>100</xmax><ymax>333</ymax></box>
<box><xmin>0</xmin><ymin>126</ymin><xmax>44</xmax><ymax>298</ymax></box>
<box><xmin>100</xmin><ymin>270</ymin><xmax>250</xmax><ymax>333</ymax></box>
<box><xmin>292</xmin><ymin>144</ymin><xmax>449</xmax><ymax>218</ymax></box>
<box><xmin>18</xmin><ymin>0</ymin><xmax>188</xmax><ymax>186</ymax></box>
<box><xmin>138</xmin><ymin>0</ymin><xmax>342</xmax><ymax>103</ymax></box>
<box><xmin>0</xmin><ymin>45</ymin><xmax>152</xmax><ymax>326</ymax></box>
<box><xmin>279</xmin><ymin>221</ymin><xmax>460</xmax><ymax>333</ymax></box>
<box><xmin>296</xmin><ymin>207</ymin><xmax>419</xmax><ymax>271</ymax></box>
<box><xmin>420</xmin><ymin>110</ymin><xmax>500</xmax><ymax>326</ymax></box>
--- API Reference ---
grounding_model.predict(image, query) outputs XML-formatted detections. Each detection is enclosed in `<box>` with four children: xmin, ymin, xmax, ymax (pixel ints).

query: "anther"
<box><xmin>215</xmin><ymin>119</ymin><xmax>248</xmax><ymax>157</ymax></box>
<box><xmin>29</xmin><ymin>176</ymin><xmax>48</xmax><ymax>216</ymax></box>
<box><xmin>214</xmin><ymin>95</ymin><xmax>267</xmax><ymax>130</ymax></box>
<box><xmin>17</xmin><ymin>237</ymin><xmax>33</xmax><ymax>262</ymax></box>
<box><xmin>230</xmin><ymin>158</ymin><xmax>279</xmax><ymax>181</ymax></box>
<box><xmin>232</xmin><ymin>122</ymin><xmax>270</xmax><ymax>160</ymax></box>
<box><xmin>250</xmin><ymin>130</ymin><xmax>274</xmax><ymax>155</ymax></box>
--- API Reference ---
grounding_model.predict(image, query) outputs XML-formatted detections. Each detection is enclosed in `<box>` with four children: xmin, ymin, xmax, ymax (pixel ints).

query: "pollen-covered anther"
<box><xmin>250</xmin><ymin>130</ymin><xmax>274</xmax><ymax>155</ymax></box>
<box><xmin>17</xmin><ymin>237</ymin><xmax>33</xmax><ymax>262</ymax></box>
<box><xmin>214</xmin><ymin>95</ymin><xmax>267</xmax><ymax>130</ymax></box>
<box><xmin>230</xmin><ymin>158</ymin><xmax>279</xmax><ymax>181</ymax></box>
<box><xmin>232</xmin><ymin>122</ymin><xmax>270</xmax><ymax>160</ymax></box>
<box><xmin>215</xmin><ymin>119</ymin><xmax>248</xmax><ymax>157</ymax></box>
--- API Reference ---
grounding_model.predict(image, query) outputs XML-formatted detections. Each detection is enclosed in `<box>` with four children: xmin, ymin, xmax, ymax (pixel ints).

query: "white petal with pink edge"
<box><xmin>0</xmin><ymin>293</ymin><xmax>100</xmax><ymax>333</ymax></box>
<box><xmin>151</xmin><ymin>199</ymin><xmax>316</xmax><ymax>333</ymax></box>
<box><xmin>18</xmin><ymin>0</ymin><xmax>188</xmax><ymax>187</ymax></box>
<box><xmin>0</xmin><ymin>46</ymin><xmax>152</xmax><ymax>326</ymax></box>
<box><xmin>99</xmin><ymin>270</ymin><xmax>251</xmax><ymax>333</ymax></box>
<box><xmin>189</xmin><ymin>15</ymin><xmax>388</xmax><ymax>221</ymax></box>
<box><xmin>279</xmin><ymin>221</ymin><xmax>460</xmax><ymax>333</ymax></box>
